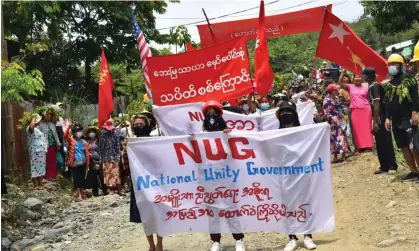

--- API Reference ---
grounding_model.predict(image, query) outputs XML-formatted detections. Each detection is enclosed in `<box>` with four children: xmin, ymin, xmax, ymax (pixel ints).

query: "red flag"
<box><xmin>197</xmin><ymin>5</ymin><xmax>332</xmax><ymax>48</ymax></box>
<box><xmin>185</xmin><ymin>43</ymin><xmax>196</xmax><ymax>52</ymax></box>
<box><xmin>254</xmin><ymin>0</ymin><xmax>274</xmax><ymax>96</ymax></box>
<box><xmin>316</xmin><ymin>9</ymin><xmax>388</xmax><ymax>81</ymax></box>
<box><xmin>98</xmin><ymin>49</ymin><xmax>114</xmax><ymax>129</ymax></box>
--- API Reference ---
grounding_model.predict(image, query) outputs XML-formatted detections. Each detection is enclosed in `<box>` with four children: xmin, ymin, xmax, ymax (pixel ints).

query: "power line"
<box><xmin>157</xmin><ymin>0</ymin><xmax>280</xmax><ymax>31</ymax></box>
<box><xmin>157</xmin><ymin>0</ymin><xmax>347</xmax><ymax>30</ymax></box>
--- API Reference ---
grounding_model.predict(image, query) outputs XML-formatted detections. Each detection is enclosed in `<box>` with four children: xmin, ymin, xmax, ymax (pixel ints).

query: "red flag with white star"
<box><xmin>316</xmin><ymin>9</ymin><xmax>387</xmax><ymax>82</ymax></box>
<box><xmin>255</xmin><ymin>0</ymin><xmax>274</xmax><ymax>96</ymax></box>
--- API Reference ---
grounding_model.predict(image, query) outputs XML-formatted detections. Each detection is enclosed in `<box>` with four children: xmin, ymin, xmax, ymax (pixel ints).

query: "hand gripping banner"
<box><xmin>127</xmin><ymin>123</ymin><xmax>335</xmax><ymax>236</ymax></box>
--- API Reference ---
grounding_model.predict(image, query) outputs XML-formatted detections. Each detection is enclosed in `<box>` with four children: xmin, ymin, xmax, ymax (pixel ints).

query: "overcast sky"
<box><xmin>154</xmin><ymin>0</ymin><xmax>364</xmax><ymax>48</ymax></box>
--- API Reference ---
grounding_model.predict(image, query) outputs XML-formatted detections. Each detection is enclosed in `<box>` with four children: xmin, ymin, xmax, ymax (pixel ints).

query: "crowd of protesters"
<box><xmin>23</xmin><ymin>41</ymin><xmax>419</xmax><ymax>251</ymax></box>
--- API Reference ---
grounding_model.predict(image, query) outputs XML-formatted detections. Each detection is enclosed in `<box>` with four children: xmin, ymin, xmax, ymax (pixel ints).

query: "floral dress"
<box><xmin>99</xmin><ymin>130</ymin><xmax>121</xmax><ymax>187</ymax></box>
<box><xmin>323</xmin><ymin>96</ymin><xmax>349</xmax><ymax>154</ymax></box>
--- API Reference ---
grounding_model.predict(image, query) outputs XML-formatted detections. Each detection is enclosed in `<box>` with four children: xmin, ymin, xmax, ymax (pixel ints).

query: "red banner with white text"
<box><xmin>197</xmin><ymin>5</ymin><xmax>331</xmax><ymax>48</ymax></box>
<box><xmin>148</xmin><ymin>37</ymin><xmax>253</xmax><ymax>106</ymax></box>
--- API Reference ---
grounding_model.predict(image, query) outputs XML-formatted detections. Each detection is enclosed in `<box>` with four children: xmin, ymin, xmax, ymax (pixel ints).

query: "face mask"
<box><xmin>279</xmin><ymin>114</ymin><xmax>294</xmax><ymax>126</ymax></box>
<box><xmin>242</xmin><ymin>104</ymin><xmax>249</xmax><ymax>111</ymax></box>
<box><xmin>204</xmin><ymin>115</ymin><xmax>226</xmax><ymax>132</ymax></box>
<box><xmin>260</xmin><ymin>103</ymin><xmax>269</xmax><ymax>111</ymax></box>
<box><xmin>133</xmin><ymin>125</ymin><xmax>147</xmax><ymax>137</ymax></box>
<box><xmin>76</xmin><ymin>131</ymin><xmax>83</xmax><ymax>138</ymax></box>
<box><xmin>89</xmin><ymin>132</ymin><xmax>96</xmax><ymax>138</ymax></box>
<box><xmin>388</xmin><ymin>65</ymin><xmax>399</xmax><ymax>76</ymax></box>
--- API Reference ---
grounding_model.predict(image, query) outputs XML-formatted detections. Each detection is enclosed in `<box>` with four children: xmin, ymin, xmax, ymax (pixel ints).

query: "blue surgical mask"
<box><xmin>242</xmin><ymin>104</ymin><xmax>249</xmax><ymax>111</ymax></box>
<box><xmin>260</xmin><ymin>103</ymin><xmax>269</xmax><ymax>111</ymax></box>
<box><xmin>388</xmin><ymin>65</ymin><xmax>399</xmax><ymax>76</ymax></box>
<box><xmin>76</xmin><ymin>131</ymin><xmax>83</xmax><ymax>138</ymax></box>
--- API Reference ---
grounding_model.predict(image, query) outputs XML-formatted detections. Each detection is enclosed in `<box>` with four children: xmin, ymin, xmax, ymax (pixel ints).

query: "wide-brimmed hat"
<box><xmin>102</xmin><ymin>119</ymin><xmax>115</xmax><ymax>131</ymax></box>
<box><xmin>33</xmin><ymin>114</ymin><xmax>42</xmax><ymax>124</ymax></box>
<box><xmin>84</xmin><ymin>126</ymin><xmax>101</xmax><ymax>137</ymax></box>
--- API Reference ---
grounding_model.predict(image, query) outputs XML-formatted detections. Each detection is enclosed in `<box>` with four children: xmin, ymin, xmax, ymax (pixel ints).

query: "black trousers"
<box><xmin>91</xmin><ymin>167</ymin><xmax>107</xmax><ymax>195</ymax></box>
<box><xmin>210</xmin><ymin>233</ymin><xmax>244</xmax><ymax>243</ymax></box>
<box><xmin>375</xmin><ymin>123</ymin><xmax>398</xmax><ymax>171</ymax></box>
<box><xmin>289</xmin><ymin>234</ymin><xmax>312</xmax><ymax>240</ymax></box>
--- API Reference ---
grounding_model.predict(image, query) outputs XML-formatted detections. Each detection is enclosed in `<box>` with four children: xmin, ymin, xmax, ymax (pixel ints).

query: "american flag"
<box><xmin>130</xmin><ymin>6</ymin><xmax>153</xmax><ymax>99</ymax></box>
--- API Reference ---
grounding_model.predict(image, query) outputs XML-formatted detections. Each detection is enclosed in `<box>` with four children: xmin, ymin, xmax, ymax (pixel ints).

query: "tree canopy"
<box><xmin>3</xmin><ymin>2</ymin><xmax>419</xmax><ymax>102</ymax></box>
<box><xmin>2</xmin><ymin>1</ymin><xmax>177</xmax><ymax>103</ymax></box>
<box><xmin>361</xmin><ymin>1</ymin><xmax>419</xmax><ymax>37</ymax></box>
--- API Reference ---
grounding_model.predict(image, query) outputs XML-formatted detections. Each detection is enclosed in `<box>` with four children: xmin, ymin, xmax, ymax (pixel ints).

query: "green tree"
<box><xmin>2</xmin><ymin>1</ymin><xmax>178</xmax><ymax>102</ymax></box>
<box><xmin>168</xmin><ymin>25</ymin><xmax>192</xmax><ymax>53</ymax></box>
<box><xmin>1</xmin><ymin>61</ymin><xmax>45</xmax><ymax>102</ymax></box>
<box><xmin>361</xmin><ymin>1</ymin><xmax>419</xmax><ymax>37</ymax></box>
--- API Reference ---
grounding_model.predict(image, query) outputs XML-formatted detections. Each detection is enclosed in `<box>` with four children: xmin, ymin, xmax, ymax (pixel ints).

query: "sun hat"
<box><xmin>102</xmin><ymin>119</ymin><xmax>115</xmax><ymax>131</ymax></box>
<box><xmin>33</xmin><ymin>114</ymin><xmax>42</xmax><ymax>124</ymax></box>
<box><xmin>84</xmin><ymin>126</ymin><xmax>101</xmax><ymax>137</ymax></box>
<box><xmin>326</xmin><ymin>84</ymin><xmax>338</xmax><ymax>93</ymax></box>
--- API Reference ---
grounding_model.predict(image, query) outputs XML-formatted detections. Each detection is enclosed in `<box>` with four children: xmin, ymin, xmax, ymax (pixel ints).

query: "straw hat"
<box><xmin>33</xmin><ymin>114</ymin><xmax>42</xmax><ymax>124</ymax></box>
<box><xmin>84</xmin><ymin>126</ymin><xmax>101</xmax><ymax>137</ymax></box>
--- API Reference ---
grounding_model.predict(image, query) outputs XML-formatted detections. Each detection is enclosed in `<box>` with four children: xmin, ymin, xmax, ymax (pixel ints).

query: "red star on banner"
<box><xmin>316</xmin><ymin>9</ymin><xmax>388</xmax><ymax>82</ymax></box>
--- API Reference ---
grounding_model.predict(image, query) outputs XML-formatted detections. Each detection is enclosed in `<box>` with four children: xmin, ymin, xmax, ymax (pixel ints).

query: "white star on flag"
<box><xmin>328</xmin><ymin>22</ymin><xmax>350</xmax><ymax>44</ymax></box>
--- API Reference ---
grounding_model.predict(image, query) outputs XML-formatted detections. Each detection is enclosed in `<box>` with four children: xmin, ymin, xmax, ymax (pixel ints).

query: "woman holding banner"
<box><xmin>275</xmin><ymin>101</ymin><xmax>317</xmax><ymax>251</ymax></box>
<box><xmin>201</xmin><ymin>100</ymin><xmax>245</xmax><ymax>251</ymax></box>
<box><xmin>127</xmin><ymin>114</ymin><xmax>164</xmax><ymax>251</ymax></box>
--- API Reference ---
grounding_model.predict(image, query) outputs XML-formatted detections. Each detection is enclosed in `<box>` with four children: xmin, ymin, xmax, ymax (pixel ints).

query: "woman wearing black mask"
<box><xmin>202</xmin><ymin>100</ymin><xmax>231</xmax><ymax>133</ymax></box>
<box><xmin>201</xmin><ymin>101</ymin><xmax>244</xmax><ymax>251</ymax></box>
<box><xmin>276</xmin><ymin>101</ymin><xmax>300</xmax><ymax>128</ymax></box>
<box><xmin>276</xmin><ymin>102</ymin><xmax>316</xmax><ymax>251</ymax></box>
<box><xmin>126</xmin><ymin>115</ymin><xmax>163</xmax><ymax>251</ymax></box>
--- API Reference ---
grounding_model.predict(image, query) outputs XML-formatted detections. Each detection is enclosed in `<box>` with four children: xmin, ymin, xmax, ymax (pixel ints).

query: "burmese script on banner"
<box><xmin>197</xmin><ymin>6</ymin><xmax>331</xmax><ymax>48</ymax></box>
<box><xmin>127</xmin><ymin>124</ymin><xmax>335</xmax><ymax>236</ymax></box>
<box><xmin>152</xmin><ymin>101</ymin><xmax>315</xmax><ymax>136</ymax></box>
<box><xmin>147</xmin><ymin>37</ymin><xmax>253</xmax><ymax>106</ymax></box>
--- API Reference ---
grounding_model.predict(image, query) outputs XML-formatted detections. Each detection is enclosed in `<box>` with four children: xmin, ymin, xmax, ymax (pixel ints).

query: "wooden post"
<box><xmin>1</xmin><ymin>5</ymin><xmax>18</xmax><ymax>181</ymax></box>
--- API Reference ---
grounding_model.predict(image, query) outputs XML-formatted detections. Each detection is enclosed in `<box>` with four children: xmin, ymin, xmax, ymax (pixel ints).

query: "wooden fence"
<box><xmin>1</xmin><ymin>102</ymin><xmax>34</xmax><ymax>181</ymax></box>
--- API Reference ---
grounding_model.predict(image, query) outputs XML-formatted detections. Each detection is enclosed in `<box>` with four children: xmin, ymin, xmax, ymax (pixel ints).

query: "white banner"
<box><xmin>153</xmin><ymin>101</ymin><xmax>315</xmax><ymax>136</ymax></box>
<box><xmin>127</xmin><ymin>123</ymin><xmax>334</xmax><ymax>236</ymax></box>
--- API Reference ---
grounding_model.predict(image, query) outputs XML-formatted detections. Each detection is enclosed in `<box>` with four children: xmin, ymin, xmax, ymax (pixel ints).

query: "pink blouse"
<box><xmin>347</xmin><ymin>84</ymin><xmax>369</xmax><ymax>109</ymax></box>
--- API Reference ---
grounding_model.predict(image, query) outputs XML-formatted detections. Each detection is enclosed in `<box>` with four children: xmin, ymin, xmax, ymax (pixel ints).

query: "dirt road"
<box><xmin>62</xmin><ymin>153</ymin><xmax>419</xmax><ymax>251</ymax></box>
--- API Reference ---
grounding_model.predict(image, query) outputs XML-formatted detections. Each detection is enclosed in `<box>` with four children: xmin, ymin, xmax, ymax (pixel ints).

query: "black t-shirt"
<box><xmin>368</xmin><ymin>82</ymin><xmax>385</xmax><ymax>120</ymax></box>
<box><xmin>386</xmin><ymin>74</ymin><xmax>418</xmax><ymax>122</ymax></box>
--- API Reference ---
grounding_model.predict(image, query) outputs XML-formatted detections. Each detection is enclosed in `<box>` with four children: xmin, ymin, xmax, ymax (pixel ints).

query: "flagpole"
<box><xmin>202</xmin><ymin>8</ymin><xmax>218</xmax><ymax>45</ymax></box>
<box><xmin>315</xmin><ymin>6</ymin><xmax>329</xmax><ymax>57</ymax></box>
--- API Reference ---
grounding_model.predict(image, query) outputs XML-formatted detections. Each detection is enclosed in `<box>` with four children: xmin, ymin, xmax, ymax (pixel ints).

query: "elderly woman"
<box><xmin>323</xmin><ymin>84</ymin><xmax>349</xmax><ymax>162</ymax></box>
<box><xmin>27</xmin><ymin>114</ymin><xmax>47</xmax><ymax>189</ymax></box>
<box><xmin>338</xmin><ymin>70</ymin><xmax>373</xmax><ymax>152</ymax></box>
<box><xmin>99</xmin><ymin>119</ymin><xmax>122</xmax><ymax>195</ymax></box>
<box><xmin>37</xmin><ymin>108</ymin><xmax>62</xmax><ymax>179</ymax></box>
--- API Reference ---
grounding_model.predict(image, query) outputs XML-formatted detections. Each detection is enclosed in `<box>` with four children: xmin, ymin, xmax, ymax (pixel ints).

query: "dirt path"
<box><xmin>59</xmin><ymin>153</ymin><xmax>419</xmax><ymax>251</ymax></box>
<box><xmin>9</xmin><ymin>154</ymin><xmax>419</xmax><ymax>251</ymax></box>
